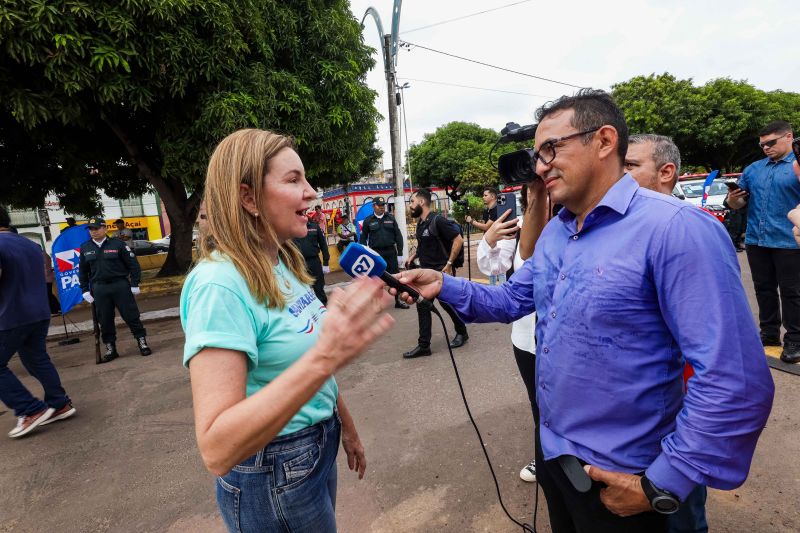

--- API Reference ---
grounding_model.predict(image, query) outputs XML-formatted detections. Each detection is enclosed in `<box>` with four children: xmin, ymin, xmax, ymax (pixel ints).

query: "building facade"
<box><xmin>6</xmin><ymin>191</ymin><xmax>164</xmax><ymax>253</ymax></box>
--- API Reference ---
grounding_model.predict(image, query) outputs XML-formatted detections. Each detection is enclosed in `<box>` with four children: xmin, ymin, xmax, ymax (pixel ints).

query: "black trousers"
<box><xmin>535</xmin><ymin>433</ymin><xmax>667</xmax><ymax>533</ymax></box>
<box><xmin>305</xmin><ymin>256</ymin><xmax>327</xmax><ymax>305</ymax></box>
<box><xmin>92</xmin><ymin>279</ymin><xmax>146</xmax><ymax>343</ymax></box>
<box><xmin>512</xmin><ymin>345</ymin><xmax>539</xmax><ymax>428</ymax></box>
<box><xmin>416</xmin><ymin>298</ymin><xmax>467</xmax><ymax>348</ymax></box>
<box><xmin>745</xmin><ymin>245</ymin><xmax>800</xmax><ymax>343</ymax></box>
<box><xmin>374</xmin><ymin>247</ymin><xmax>399</xmax><ymax>274</ymax></box>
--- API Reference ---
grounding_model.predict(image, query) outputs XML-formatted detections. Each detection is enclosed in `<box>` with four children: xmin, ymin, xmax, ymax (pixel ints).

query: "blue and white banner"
<box><xmin>701</xmin><ymin>170</ymin><xmax>720</xmax><ymax>207</ymax></box>
<box><xmin>354</xmin><ymin>200</ymin><xmax>374</xmax><ymax>240</ymax></box>
<box><xmin>51</xmin><ymin>225</ymin><xmax>90</xmax><ymax>314</ymax></box>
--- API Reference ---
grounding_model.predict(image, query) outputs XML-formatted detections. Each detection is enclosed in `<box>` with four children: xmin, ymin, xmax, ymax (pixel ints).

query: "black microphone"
<box><xmin>338</xmin><ymin>243</ymin><xmax>428</xmax><ymax>304</ymax></box>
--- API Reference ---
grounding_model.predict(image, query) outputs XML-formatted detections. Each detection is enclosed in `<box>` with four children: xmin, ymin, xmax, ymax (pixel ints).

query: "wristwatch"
<box><xmin>640</xmin><ymin>475</ymin><xmax>680</xmax><ymax>514</ymax></box>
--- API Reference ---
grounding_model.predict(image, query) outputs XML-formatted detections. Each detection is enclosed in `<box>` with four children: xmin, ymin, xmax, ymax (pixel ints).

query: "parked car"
<box><xmin>151</xmin><ymin>229</ymin><xmax>199</xmax><ymax>248</ymax></box>
<box><xmin>130</xmin><ymin>240</ymin><xmax>167</xmax><ymax>256</ymax></box>
<box><xmin>672</xmin><ymin>173</ymin><xmax>742</xmax><ymax>223</ymax></box>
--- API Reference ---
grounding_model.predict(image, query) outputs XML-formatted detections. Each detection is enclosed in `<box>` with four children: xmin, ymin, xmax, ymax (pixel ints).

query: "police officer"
<box><xmin>294</xmin><ymin>219</ymin><xmax>330</xmax><ymax>304</ymax></box>
<box><xmin>79</xmin><ymin>217</ymin><xmax>151</xmax><ymax>363</ymax></box>
<box><xmin>359</xmin><ymin>197</ymin><xmax>409</xmax><ymax>309</ymax></box>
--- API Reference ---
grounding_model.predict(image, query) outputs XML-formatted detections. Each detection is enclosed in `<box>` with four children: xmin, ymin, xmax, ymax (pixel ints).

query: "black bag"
<box><xmin>429</xmin><ymin>214</ymin><xmax>465</xmax><ymax>268</ymax></box>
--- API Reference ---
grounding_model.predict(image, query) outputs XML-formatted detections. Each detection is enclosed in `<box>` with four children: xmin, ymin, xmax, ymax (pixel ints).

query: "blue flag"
<box><xmin>354</xmin><ymin>200</ymin><xmax>375</xmax><ymax>240</ymax></box>
<box><xmin>701</xmin><ymin>170</ymin><xmax>720</xmax><ymax>207</ymax></box>
<box><xmin>51</xmin><ymin>225</ymin><xmax>91</xmax><ymax>314</ymax></box>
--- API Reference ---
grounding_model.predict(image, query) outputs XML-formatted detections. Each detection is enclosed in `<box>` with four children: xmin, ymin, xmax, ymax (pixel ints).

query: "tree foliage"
<box><xmin>613</xmin><ymin>73</ymin><xmax>800</xmax><ymax>172</ymax></box>
<box><xmin>408</xmin><ymin>121</ymin><xmax>519</xmax><ymax>192</ymax></box>
<box><xmin>0</xmin><ymin>0</ymin><xmax>380</xmax><ymax>274</ymax></box>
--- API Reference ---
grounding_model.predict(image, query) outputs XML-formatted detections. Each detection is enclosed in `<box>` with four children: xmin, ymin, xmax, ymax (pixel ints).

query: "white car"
<box><xmin>151</xmin><ymin>229</ymin><xmax>200</xmax><ymax>247</ymax></box>
<box><xmin>672</xmin><ymin>178</ymin><xmax>733</xmax><ymax>209</ymax></box>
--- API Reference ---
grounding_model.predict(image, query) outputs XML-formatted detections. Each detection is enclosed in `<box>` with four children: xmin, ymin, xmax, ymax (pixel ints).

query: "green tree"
<box><xmin>613</xmin><ymin>73</ymin><xmax>800</xmax><ymax>173</ymax></box>
<box><xmin>0</xmin><ymin>0</ymin><xmax>379</xmax><ymax>275</ymax></box>
<box><xmin>408</xmin><ymin>121</ymin><xmax>517</xmax><ymax>192</ymax></box>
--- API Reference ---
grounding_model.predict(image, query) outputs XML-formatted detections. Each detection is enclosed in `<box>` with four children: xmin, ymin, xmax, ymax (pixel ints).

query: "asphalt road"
<box><xmin>1</xmin><ymin>254</ymin><xmax>798</xmax><ymax>533</ymax></box>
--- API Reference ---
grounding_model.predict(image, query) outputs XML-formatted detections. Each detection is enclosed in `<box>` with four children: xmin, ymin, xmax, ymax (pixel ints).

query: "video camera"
<box><xmin>495</xmin><ymin>122</ymin><xmax>540</xmax><ymax>186</ymax></box>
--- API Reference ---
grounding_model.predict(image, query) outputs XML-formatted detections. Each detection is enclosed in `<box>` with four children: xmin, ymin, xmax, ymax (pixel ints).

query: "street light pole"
<box><xmin>398</xmin><ymin>82</ymin><xmax>413</xmax><ymax>191</ymax></box>
<box><xmin>361</xmin><ymin>2</ymin><xmax>408</xmax><ymax>259</ymax></box>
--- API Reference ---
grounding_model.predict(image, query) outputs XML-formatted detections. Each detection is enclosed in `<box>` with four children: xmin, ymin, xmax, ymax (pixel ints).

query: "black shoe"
<box><xmin>137</xmin><ymin>337</ymin><xmax>152</xmax><ymax>356</ymax></box>
<box><xmin>395</xmin><ymin>300</ymin><xmax>410</xmax><ymax>309</ymax></box>
<box><xmin>449</xmin><ymin>334</ymin><xmax>469</xmax><ymax>349</ymax></box>
<box><xmin>403</xmin><ymin>345</ymin><xmax>432</xmax><ymax>359</ymax></box>
<box><xmin>100</xmin><ymin>343</ymin><xmax>119</xmax><ymax>364</ymax></box>
<box><xmin>761</xmin><ymin>335</ymin><xmax>781</xmax><ymax>347</ymax></box>
<box><xmin>780</xmin><ymin>342</ymin><xmax>800</xmax><ymax>364</ymax></box>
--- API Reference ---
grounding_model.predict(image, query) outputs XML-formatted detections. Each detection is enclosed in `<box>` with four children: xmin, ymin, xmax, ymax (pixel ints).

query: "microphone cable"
<box><xmin>430</xmin><ymin>304</ymin><xmax>539</xmax><ymax>533</ymax></box>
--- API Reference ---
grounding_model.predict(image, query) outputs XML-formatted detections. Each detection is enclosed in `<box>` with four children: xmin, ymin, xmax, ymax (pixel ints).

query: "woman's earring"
<box><xmin>253</xmin><ymin>211</ymin><xmax>259</xmax><ymax>218</ymax></box>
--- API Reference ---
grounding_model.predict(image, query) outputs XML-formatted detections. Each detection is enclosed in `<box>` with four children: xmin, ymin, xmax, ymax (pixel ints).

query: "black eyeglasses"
<box><xmin>533</xmin><ymin>127</ymin><xmax>601</xmax><ymax>165</ymax></box>
<box><xmin>793</xmin><ymin>137</ymin><xmax>800</xmax><ymax>161</ymax></box>
<box><xmin>758</xmin><ymin>133</ymin><xmax>788</xmax><ymax>149</ymax></box>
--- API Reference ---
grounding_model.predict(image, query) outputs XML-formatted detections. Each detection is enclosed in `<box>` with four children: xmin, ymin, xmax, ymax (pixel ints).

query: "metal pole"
<box><xmin>384</xmin><ymin>33</ymin><xmax>409</xmax><ymax>258</ymax></box>
<box><xmin>399</xmin><ymin>83</ymin><xmax>413</xmax><ymax>191</ymax></box>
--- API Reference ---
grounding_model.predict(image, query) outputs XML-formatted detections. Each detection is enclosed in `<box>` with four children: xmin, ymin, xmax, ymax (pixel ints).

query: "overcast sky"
<box><xmin>348</xmin><ymin>0</ymin><xmax>800</xmax><ymax>170</ymax></box>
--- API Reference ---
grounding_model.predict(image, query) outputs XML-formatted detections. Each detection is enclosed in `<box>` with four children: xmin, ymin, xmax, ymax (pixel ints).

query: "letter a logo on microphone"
<box><xmin>353</xmin><ymin>254</ymin><xmax>375</xmax><ymax>276</ymax></box>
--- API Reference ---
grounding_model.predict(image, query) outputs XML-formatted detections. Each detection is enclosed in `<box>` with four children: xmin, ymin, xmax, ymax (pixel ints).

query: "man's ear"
<box><xmin>239</xmin><ymin>184</ymin><xmax>257</xmax><ymax>215</ymax></box>
<box><xmin>658</xmin><ymin>163</ymin><xmax>677</xmax><ymax>186</ymax></box>
<box><xmin>595</xmin><ymin>126</ymin><xmax>619</xmax><ymax>162</ymax></box>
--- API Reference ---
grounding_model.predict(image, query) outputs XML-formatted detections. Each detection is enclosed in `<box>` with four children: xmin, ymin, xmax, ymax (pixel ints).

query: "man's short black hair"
<box><xmin>0</xmin><ymin>206</ymin><xmax>10</xmax><ymax>228</ymax></box>
<box><xmin>413</xmin><ymin>188</ymin><xmax>432</xmax><ymax>206</ymax></box>
<box><xmin>535</xmin><ymin>88</ymin><xmax>629</xmax><ymax>163</ymax></box>
<box><xmin>759</xmin><ymin>120</ymin><xmax>792</xmax><ymax>137</ymax></box>
<box><xmin>114</xmin><ymin>218</ymin><xmax>125</xmax><ymax>225</ymax></box>
<box><xmin>483</xmin><ymin>187</ymin><xmax>498</xmax><ymax>198</ymax></box>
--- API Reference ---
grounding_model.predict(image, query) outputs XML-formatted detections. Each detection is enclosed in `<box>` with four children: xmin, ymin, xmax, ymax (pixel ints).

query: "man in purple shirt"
<box><xmin>396</xmin><ymin>90</ymin><xmax>774</xmax><ymax>533</ymax></box>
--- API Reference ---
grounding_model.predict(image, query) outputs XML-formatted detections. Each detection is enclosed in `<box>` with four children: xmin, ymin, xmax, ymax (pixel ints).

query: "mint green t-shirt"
<box><xmin>180</xmin><ymin>254</ymin><xmax>337</xmax><ymax>436</ymax></box>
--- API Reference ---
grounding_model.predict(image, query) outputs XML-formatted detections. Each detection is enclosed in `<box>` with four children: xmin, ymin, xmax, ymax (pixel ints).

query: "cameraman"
<box><xmin>396</xmin><ymin>90</ymin><xmax>774</xmax><ymax>533</ymax></box>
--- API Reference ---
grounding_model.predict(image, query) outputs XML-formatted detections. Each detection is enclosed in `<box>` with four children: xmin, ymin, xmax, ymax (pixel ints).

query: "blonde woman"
<box><xmin>181</xmin><ymin>129</ymin><xmax>394</xmax><ymax>532</ymax></box>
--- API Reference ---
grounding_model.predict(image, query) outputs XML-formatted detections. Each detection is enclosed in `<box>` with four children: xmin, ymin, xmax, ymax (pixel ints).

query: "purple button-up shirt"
<box><xmin>439</xmin><ymin>174</ymin><xmax>774</xmax><ymax>499</ymax></box>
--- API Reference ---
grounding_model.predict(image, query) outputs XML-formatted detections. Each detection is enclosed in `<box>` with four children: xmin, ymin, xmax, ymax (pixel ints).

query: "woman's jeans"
<box><xmin>216</xmin><ymin>414</ymin><xmax>341</xmax><ymax>533</ymax></box>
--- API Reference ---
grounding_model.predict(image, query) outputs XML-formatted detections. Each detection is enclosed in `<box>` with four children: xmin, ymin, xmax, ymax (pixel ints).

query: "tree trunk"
<box><xmin>159</xmin><ymin>208</ymin><xmax>196</xmax><ymax>276</ymax></box>
<box><xmin>104</xmin><ymin>118</ymin><xmax>201</xmax><ymax>276</ymax></box>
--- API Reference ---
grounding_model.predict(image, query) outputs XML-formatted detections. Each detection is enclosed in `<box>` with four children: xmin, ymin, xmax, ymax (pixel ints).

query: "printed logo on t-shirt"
<box><xmin>289</xmin><ymin>289</ymin><xmax>318</xmax><ymax>317</ymax></box>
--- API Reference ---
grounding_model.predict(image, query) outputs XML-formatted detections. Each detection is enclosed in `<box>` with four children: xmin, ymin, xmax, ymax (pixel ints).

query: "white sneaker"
<box><xmin>519</xmin><ymin>460</ymin><xmax>536</xmax><ymax>482</ymax></box>
<box><xmin>8</xmin><ymin>408</ymin><xmax>55</xmax><ymax>438</ymax></box>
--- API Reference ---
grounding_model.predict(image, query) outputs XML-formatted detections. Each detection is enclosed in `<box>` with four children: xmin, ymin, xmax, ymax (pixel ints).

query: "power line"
<box><xmin>398</xmin><ymin>77</ymin><xmax>557</xmax><ymax>98</ymax></box>
<box><xmin>399</xmin><ymin>40</ymin><xmax>586</xmax><ymax>90</ymax></box>
<box><xmin>401</xmin><ymin>0</ymin><xmax>534</xmax><ymax>35</ymax></box>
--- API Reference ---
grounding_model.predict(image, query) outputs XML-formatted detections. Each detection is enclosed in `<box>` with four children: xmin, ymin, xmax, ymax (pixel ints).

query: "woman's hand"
<box><xmin>341</xmin><ymin>421</ymin><xmax>367</xmax><ymax>479</ymax></box>
<box><xmin>483</xmin><ymin>208</ymin><xmax>518</xmax><ymax>248</ymax></box>
<box><xmin>312</xmin><ymin>277</ymin><xmax>394</xmax><ymax>373</ymax></box>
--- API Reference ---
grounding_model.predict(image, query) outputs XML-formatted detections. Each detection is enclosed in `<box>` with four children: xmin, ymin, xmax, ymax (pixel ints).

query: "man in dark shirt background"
<box><xmin>0</xmin><ymin>206</ymin><xmax>75</xmax><ymax>438</ymax></box>
<box><xmin>293</xmin><ymin>219</ymin><xmax>330</xmax><ymax>304</ymax></box>
<box><xmin>79</xmin><ymin>217</ymin><xmax>151</xmax><ymax>362</ymax></box>
<box><xmin>465</xmin><ymin>187</ymin><xmax>499</xmax><ymax>231</ymax></box>
<box><xmin>402</xmin><ymin>188</ymin><xmax>468</xmax><ymax>359</ymax></box>
<box><xmin>359</xmin><ymin>196</ymin><xmax>408</xmax><ymax>309</ymax></box>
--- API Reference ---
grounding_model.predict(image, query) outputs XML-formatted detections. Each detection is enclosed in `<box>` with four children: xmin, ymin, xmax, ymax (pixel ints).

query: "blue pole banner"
<box><xmin>51</xmin><ymin>224</ymin><xmax>91</xmax><ymax>314</ymax></box>
<box><xmin>354</xmin><ymin>200</ymin><xmax>374</xmax><ymax>240</ymax></box>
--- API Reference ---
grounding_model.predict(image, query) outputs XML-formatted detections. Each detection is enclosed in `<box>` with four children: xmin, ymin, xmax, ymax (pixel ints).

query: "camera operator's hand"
<box><xmin>465</xmin><ymin>215</ymin><xmax>474</xmax><ymax>224</ymax></box>
<box><xmin>393</xmin><ymin>269</ymin><xmax>444</xmax><ymax>303</ymax></box>
<box><xmin>484</xmin><ymin>209</ymin><xmax>518</xmax><ymax>248</ymax></box>
<box><xmin>527</xmin><ymin>176</ymin><xmax>546</xmax><ymax>210</ymax></box>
